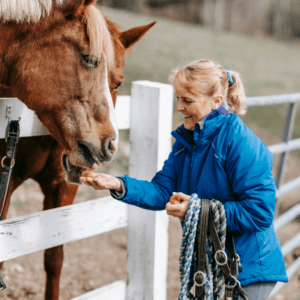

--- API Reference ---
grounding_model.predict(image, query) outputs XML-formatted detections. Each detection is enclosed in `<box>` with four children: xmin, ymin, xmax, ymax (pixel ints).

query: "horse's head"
<box><xmin>0</xmin><ymin>0</ymin><xmax>155</xmax><ymax>183</ymax></box>
<box><xmin>1</xmin><ymin>0</ymin><xmax>117</xmax><ymax>180</ymax></box>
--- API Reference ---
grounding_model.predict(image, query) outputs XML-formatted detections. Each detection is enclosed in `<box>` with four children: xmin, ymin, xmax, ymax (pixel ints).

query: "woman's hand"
<box><xmin>166</xmin><ymin>192</ymin><xmax>190</xmax><ymax>221</ymax></box>
<box><xmin>79</xmin><ymin>171</ymin><xmax>122</xmax><ymax>191</ymax></box>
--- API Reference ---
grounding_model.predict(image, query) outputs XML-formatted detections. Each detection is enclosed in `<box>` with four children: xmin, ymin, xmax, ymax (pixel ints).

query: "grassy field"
<box><xmin>101</xmin><ymin>6</ymin><xmax>300</xmax><ymax>147</ymax></box>
<box><xmin>4</xmin><ymin>8</ymin><xmax>299</xmax><ymax>299</ymax></box>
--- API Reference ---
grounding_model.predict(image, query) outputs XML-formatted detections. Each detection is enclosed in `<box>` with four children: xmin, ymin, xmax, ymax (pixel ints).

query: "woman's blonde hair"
<box><xmin>169</xmin><ymin>59</ymin><xmax>247</xmax><ymax>115</ymax></box>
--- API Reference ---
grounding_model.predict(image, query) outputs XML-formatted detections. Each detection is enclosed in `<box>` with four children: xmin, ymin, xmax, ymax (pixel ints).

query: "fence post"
<box><xmin>126</xmin><ymin>81</ymin><xmax>174</xmax><ymax>300</ymax></box>
<box><xmin>275</xmin><ymin>102</ymin><xmax>298</xmax><ymax>217</ymax></box>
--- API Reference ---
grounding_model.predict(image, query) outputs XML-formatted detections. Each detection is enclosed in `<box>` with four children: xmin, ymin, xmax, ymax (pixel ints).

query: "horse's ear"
<box><xmin>64</xmin><ymin>0</ymin><xmax>97</xmax><ymax>18</ymax></box>
<box><xmin>120</xmin><ymin>21</ymin><xmax>156</xmax><ymax>50</ymax></box>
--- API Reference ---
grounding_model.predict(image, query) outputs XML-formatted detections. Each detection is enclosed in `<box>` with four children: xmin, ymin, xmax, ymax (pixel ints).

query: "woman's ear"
<box><xmin>213</xmin><ymin>94</ymin><xmax>224</xmax><ymax>109</ymax></box>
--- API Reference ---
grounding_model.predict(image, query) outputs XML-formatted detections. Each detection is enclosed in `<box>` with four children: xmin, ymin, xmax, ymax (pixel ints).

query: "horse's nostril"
<box><xmin>77</xmin><ymin>141</ymin><xmax>96</xmax><ymax>167</ymax></box>
<box><xmin>77</xmin><ymin>138</ymin><xmax>116</xmax><ymax>166</ymax></box>
<box><xmin>108</xmin><ymin>139</ymin><xmax>117</xmax><ymax>153</ymax></box>
<box><xmin>103</xmin><ymin>137</ymin><xmax>117</xmax><ymax>160</ymax></box>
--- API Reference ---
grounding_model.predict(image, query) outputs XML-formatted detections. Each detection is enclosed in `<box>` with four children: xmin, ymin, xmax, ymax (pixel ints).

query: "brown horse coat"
<box><xmin>0</xmin><ymin>1</ymin><xmax>155</xmax><ymax>299</ymax></box>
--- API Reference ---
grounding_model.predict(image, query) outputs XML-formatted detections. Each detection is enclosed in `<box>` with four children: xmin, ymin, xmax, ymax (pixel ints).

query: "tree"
<box><xmin>272</xmin><ymin>0</ymin><xmax>293</xmax><ymax>40</ymax></box>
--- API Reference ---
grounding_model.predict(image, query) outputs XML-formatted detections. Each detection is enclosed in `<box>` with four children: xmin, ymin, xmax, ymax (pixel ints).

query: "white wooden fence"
<box><xmin>0</xmin><ymin>81</ymin><xmax>174</xmax><ymax>300</ymax></box>
<box><xmin>1</xmin><ymin>83</ymin><xmax>299</xmax><ymax>299</ymax></box>
<box><xmin>247</xmin><ymin>93</ymin><xmax>300</xmax><ymax>298</ymax></box>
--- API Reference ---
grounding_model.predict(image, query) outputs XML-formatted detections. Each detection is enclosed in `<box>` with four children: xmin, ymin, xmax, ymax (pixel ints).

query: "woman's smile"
<box><xmin>176</xmin><ymin>93</ymin><xmax>214</xmax><ymax>130</ymax></box>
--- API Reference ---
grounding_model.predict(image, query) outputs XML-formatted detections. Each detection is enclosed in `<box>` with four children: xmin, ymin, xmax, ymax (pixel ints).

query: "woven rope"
<box><xmin>178</xmin><ymin>194</ymin><xmax>226</xmax><ymax>300</ymax></box>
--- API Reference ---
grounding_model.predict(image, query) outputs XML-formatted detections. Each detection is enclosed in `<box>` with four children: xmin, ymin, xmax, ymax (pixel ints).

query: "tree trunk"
<box><xmin>195</xmin><ymin>0</ymin><xmax>205</xmax><ymax>24</ymax></box>
<box><xmin>214</xmin><ymin>0</ymin><xmax>226</xmax><ymax>30</ymax></box>
<box><xmin>111</xmin><ymin>0</ymin><xmax>141</xmax><ymax>11</ymax></box>
<box><xmin>273</xmin><ymin>0</ymin><xmax>293</xmax><ymax>40</ymax></box>
<box><xmin>202</xmin><ymin>0</ymin><xmax>215</xmax><ymax>28</ymax></box>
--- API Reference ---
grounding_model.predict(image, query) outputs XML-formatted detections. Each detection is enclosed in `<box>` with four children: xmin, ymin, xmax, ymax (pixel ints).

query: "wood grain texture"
<box><xmin>0</xmin><ymin>96</ymin><xmax>131</xmax><ymax>138</ymax></box>
<box><xmin>0</xmin><ymin>82</ymin><xmax>173</xmax><ymax>299</ymax></box>
<box><xmin>0</xmin><ymin>196</ymin><xmax>127</xmax><ymax>261</ymax></box>
<box><xmin>71</xmin><ymin>280</ymin><xmax>126</xmax><ymax>300</ymax></box>
<box><xmin>126</xmin><ymin>81</ymin><xmax>173</xmax><ymax>300</ymax></box>
<box><xmin>0</xmin><ymin>98</ymin><xmax>49</xmax><ymax>138</ymax></box>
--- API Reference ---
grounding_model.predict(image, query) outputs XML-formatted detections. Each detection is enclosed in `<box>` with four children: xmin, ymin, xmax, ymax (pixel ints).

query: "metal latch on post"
<box><xmin>5</xmin><ymin>106</ymin><xmax>11</xmax><ymax>120</ymax></box>
<box><xmin>4</xmin><ymin>106</ymin><xmax>21</xmax><ymax>142</ymax></box>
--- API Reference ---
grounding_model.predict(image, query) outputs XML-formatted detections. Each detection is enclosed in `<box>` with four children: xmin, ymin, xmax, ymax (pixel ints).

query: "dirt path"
<box><xmin>1</xmin><ymin>120</ymin><xmax>300</xmax><ymax>300</ymax></box>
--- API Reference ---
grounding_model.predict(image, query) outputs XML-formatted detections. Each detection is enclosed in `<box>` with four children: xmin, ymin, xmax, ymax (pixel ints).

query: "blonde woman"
<box><xmin>80</xmin><ymin>59</ymin><xmax>287</xmax><ymax>299</ymax></box>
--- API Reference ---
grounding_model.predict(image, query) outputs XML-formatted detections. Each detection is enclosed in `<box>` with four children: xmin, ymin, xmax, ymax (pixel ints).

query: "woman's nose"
<box><xmin>176</xmin><ymin>100</ymin><xmax>184</xmax><ymax>112</ymax></box>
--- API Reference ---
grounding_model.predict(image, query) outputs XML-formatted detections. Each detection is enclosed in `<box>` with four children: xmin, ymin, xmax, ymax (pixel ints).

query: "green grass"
<box><xmin>101</xmin><ymin>6</ymin><xmax>300</xmax><ymax>147</ymax></box>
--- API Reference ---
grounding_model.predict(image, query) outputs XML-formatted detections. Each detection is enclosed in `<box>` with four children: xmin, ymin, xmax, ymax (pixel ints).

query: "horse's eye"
<box><xmin>114</xmin><ymin>82</ymin><xmax>122</xmax><ymax>90</ymax></box>
<box><xmin>81</xmin><ymin>54</ymin><xmax>99</xmax><ymax>68</ymax></box>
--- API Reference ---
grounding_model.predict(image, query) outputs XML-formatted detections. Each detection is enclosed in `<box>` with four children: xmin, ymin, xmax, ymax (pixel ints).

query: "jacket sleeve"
<box><xmin>223</xmin><ymin>123</ymin><xmax>276</xmax><ymax>233</ymax></box>
<box><xmin>112</xmin><ymin>145</ymin><xmax>178</xmax><ymax>210</ymax></box>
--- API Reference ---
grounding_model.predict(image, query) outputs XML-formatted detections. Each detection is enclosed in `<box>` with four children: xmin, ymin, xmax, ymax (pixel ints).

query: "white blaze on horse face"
<box><xmin>104</xmin><ymin>65</ymin><xmax>119</xmax><ymax>146</ymax></box>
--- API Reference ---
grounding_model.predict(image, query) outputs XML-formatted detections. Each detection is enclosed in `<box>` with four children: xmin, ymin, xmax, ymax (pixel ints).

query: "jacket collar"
<box><xmin>172</xmin><ymin>106</ymin><xmax>229</xmax><ymax>152</ymax></box>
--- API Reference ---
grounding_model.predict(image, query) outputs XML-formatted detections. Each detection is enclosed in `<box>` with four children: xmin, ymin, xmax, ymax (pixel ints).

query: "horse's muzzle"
<box><xmin>77</xmin><ymin>136</ymin><xmax>117</xmax><ymax>168</ymax></box>
<box><xmin>62</xmin><ymin>154</ymin><xmax>84</xmax><ymax>184</ymax></box>
<box><xmin>61</xmin><ymin>137</ymin><xmax>117</xmax><ymax>184</ymax></box>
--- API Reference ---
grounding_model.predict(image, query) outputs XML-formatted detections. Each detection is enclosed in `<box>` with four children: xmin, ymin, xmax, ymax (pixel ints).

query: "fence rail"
<box><xmin>0</xmin><ymin>88</ymin><xmax>299</xmax><ymax>299</ymax></box>
<box><xmin>0</xmin><ymin>81</ymin><xmax>173</xmax><ymax>300</ymax></box>
<box><xmin>0</xmin><ymin>196</ymin><xmax>127</xmax><ymax>262</ymax></box>
<box><xmin>247</xmin><ymin>93</ymin><xmax>300</xmax><ymax>106</ymax></box>
<box><xmin>247</xmin><ymin>94</ymin><xmax>300</xmax><ymax>297</ymax></box>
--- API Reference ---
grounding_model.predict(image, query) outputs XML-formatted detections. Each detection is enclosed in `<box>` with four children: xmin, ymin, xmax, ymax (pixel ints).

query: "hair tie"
<box><xmin>224</xmin><ymin>69</ymin><xmax>234</xmax><ymax>86</ymax></box>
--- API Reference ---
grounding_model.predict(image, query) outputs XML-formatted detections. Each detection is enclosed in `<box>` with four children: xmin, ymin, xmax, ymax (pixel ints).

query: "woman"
<box><xmin>80</xmin><ymin>59</ymin><xmax>288</xmax><ymax>299</ymax></box>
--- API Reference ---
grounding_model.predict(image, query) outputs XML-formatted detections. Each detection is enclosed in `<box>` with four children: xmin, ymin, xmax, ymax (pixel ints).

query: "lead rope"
<box><xmin>0</xmin><ymin>120</ymin><xmax>20</xmax><ymax>290</ymax></box>
<box><xmin>179</xmin><ymin>194</ymin><xmax>226</xmax><ymax>300</ymax></box>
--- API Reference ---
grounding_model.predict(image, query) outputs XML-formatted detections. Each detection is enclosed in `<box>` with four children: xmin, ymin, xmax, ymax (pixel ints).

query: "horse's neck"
<box><xmin>0</xmin><ymin>23</ymin><xmax>38</xmax><ymax>93</ymax></box>
<box><xmin>0</xmin><ymin>24</ymin><xmax>19</xmax><ymax>88</ymax></box>
<box><xmin>0</xmin><ymin>85</ymin><xmax>14</xmax><ymax>97</ymax></box>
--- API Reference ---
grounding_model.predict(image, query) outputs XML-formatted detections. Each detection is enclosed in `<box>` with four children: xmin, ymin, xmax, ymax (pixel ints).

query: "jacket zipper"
<box><xmin>176</xmin><ymin>128</ymin><xmax>193</xmax><ymax>143</ymax></box>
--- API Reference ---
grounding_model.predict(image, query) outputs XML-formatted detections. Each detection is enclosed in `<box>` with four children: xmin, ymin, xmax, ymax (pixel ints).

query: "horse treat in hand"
<box><xmin>170</xmin><ymin>192</ymin><xmax>182</xmax><ymax>204</ymax></box>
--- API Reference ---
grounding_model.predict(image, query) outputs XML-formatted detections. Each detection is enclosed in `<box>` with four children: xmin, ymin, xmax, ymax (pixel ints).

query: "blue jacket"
<box><xmin>117</xmin><ymin>107</ymin><xmax>288</xmax><ymax>286</ymax></box>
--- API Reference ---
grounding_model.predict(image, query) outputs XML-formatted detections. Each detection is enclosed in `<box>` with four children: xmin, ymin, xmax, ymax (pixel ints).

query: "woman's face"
<box><xmin>175</xmin><ymin>91</ymin><xmax>213</xmax><ymax>130</ymax></box>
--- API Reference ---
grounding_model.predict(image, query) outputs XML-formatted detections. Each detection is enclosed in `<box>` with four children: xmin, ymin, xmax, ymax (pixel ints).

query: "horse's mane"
<box><xmin>0</xmin><ymin>0</ymin><xmax>114</xmax><ymax>69</ymax></box>
<box><xmin>0</xmin><ymin>0</ymin><xmax>65</xmax><ymax>23</ymax></box>
<box><xmin>83</xmin><ymin>6</ymin><xmax>114</xmax><ymax>70</ymax></box>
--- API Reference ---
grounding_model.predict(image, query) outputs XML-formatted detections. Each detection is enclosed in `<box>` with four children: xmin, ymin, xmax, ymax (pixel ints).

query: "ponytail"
<box><xmin>226</xmin><ymin>71</ymin><xmax>247</xmax><ymax>115</ymax></box>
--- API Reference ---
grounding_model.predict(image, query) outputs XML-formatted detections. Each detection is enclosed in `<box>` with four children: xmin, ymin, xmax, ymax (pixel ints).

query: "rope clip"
<box><xmin>194</xmin><ymin>271</ymin><xmax>206</xmax><ymax>287</ymax></box>
<box><xmin>1</xmin><ymin>157</ymin><xmax>15</xmax><ymax>168</ymax></box>
<box><xmin>225</xmin><ymin>275</ymin><xmax>240</xmax><ymax>289</ymax></box>
<box><xmin>215</xmin><ymin>249</ymin><xmax>228</xmax><ymax>266</ymax></box>
<box><xmin>5</xmin><ymin>119</ymin><xmax>21</xmax><ymax>143</ymax></box>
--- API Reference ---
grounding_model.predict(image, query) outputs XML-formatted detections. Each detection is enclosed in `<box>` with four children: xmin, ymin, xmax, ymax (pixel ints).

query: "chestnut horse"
<box><xmin>0</xmin><ymin>0</ymin><xmax>155</xmax><ymax>299</ymax></box>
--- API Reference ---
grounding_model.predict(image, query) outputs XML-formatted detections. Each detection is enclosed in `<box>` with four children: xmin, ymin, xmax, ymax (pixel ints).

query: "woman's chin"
<box><xmin>183</xmin><ymin>120</ymin><xmax>195</xmax><ymax>130</ymax></box>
